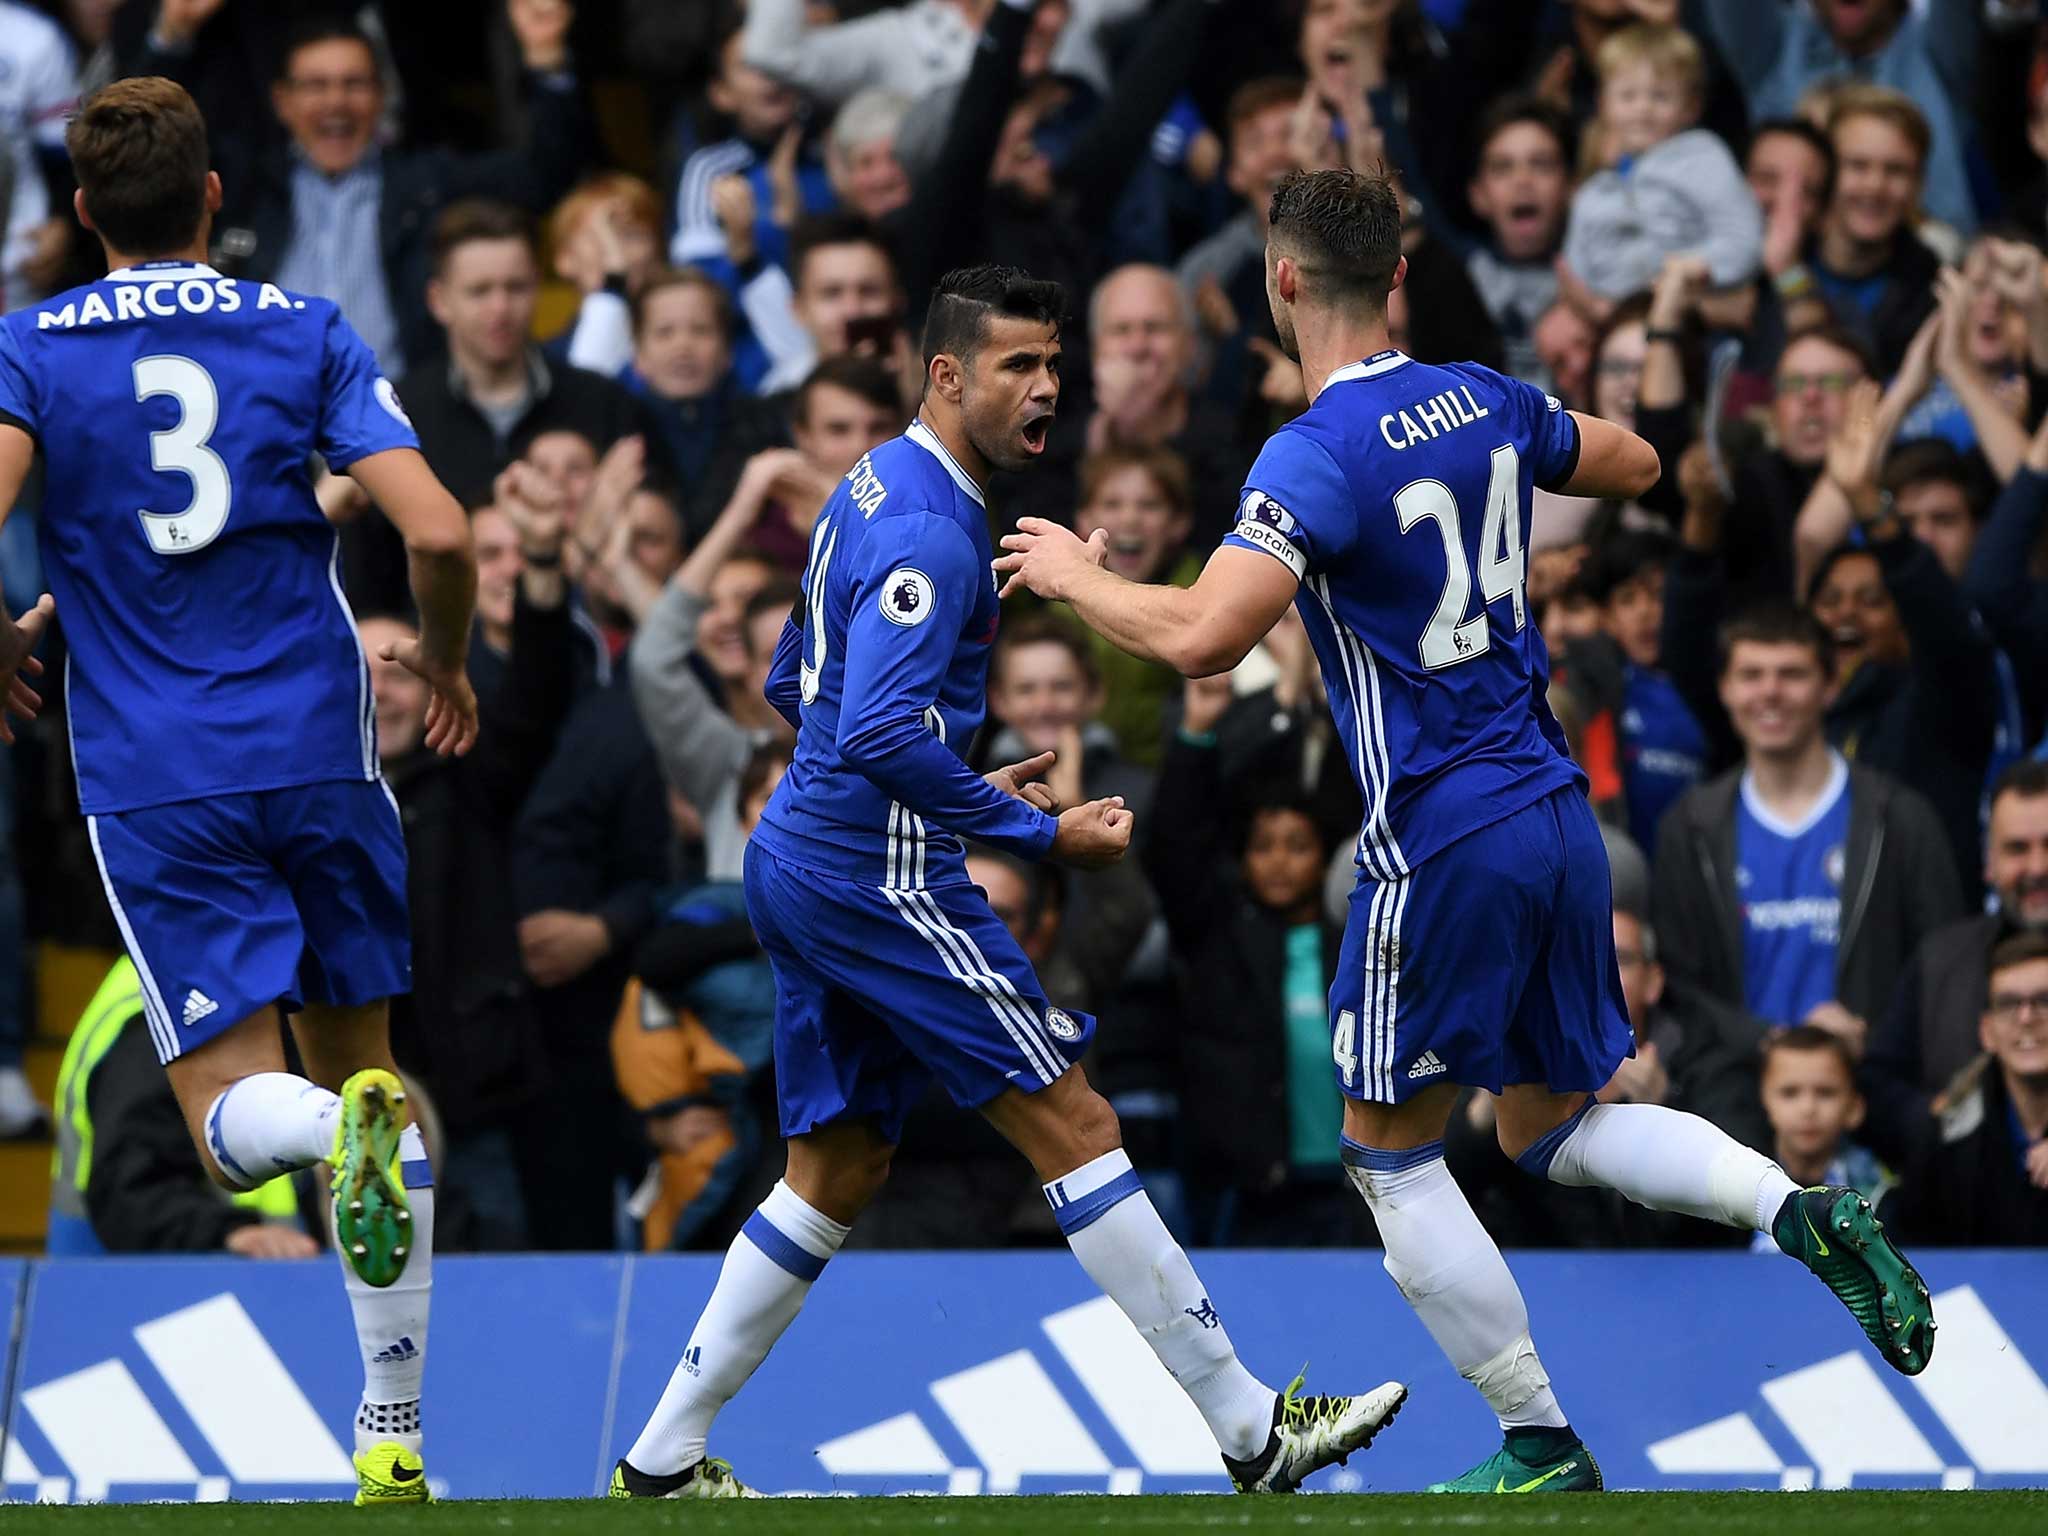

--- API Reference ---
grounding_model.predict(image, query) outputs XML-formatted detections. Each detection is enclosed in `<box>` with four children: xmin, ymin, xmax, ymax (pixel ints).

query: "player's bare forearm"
<box><xmin>349</xmin><ymin>447</ymin><xmax>476</xmax><ymax>664</ymax></box>
<box><xmin>1001</xmin><ymin>523</ymin><xmax>1299</xmax><ymax>677</ymax></box>
<box><xmin>1060</xmin><ymin>563</ymin><xmax>1206</xmax><ymax>669</ymax></box>
<box><xmin>1559</xmin><ymin>412</ymin><xmax>1660</xmax><ymax>501</ymax></box>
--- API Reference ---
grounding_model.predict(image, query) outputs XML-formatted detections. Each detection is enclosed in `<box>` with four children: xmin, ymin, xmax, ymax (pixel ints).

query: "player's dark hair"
<box><xmin>788</xmin><ymin>212</ymin><xmax>897</xmax><ymax>292</ymax></box>
<box><xmin>921</xmin><ymin>264</ymin><xmax>1065</xmax><ymax>372</ymax></box>
<box><xmin>1762</xmin><ymin>1024</ymin><xmax>1859</xmax><ymax>1083</ymax></box>
<box><xmin>795</xmin><ymin>354</ymin><xmax>900</xmax><ymax>424</ymax></box>
<box><xmin>991</xmin><ymin>612</ymin><xmax>1099</xmax><ymax>690</ymax></box>
<box><xmin>632</xmin><ymin>267</ymin><xmax>736</xmax><ymax>345</ymax></box>
<box><xmin>275</xmin><ymin>16</ymin><xmax>378</xmax><ymax>82</ymax></box>
<box><xmin>1716</xmin><ymin>600</ymin><xmax>1836</xmax><ymax>678</ymax></box>
<box><xmin>430</xmin><ymin>199</ymin><xmax>536</xmax><ymax>276</ymax></box>
<box><xmin>1582</xmin><ymin>528</ymin><xmax>1675</xmax><ymax>608</ymax></box>
<box><xmin>1750</xmin><ymin>116</ymin><xmax>1837</xmax><ymax>207</ymax></box>
<box><xmin>1267</xmin><ymin>168</ymin><xmax>1404</xmax><ymax>309</ymax></box>
<box><xmin>1472</xmin><ymin>92</ymin><xmax>1574</xmax><ymax>179</ymax></box>
<box><xmin>66</xmin><ymin>78</ymin><xmax>211</xmax><ymax>259</ymax></box>
<box><xmin>1880</xmin><ymin>437</ymin><xmax>1989</xmax><ymax>521</ymax></box>
<box><xmin>1990</xmin><ymin>758</ymin><xmax>2048</xmax><ymax>812</ymax></box>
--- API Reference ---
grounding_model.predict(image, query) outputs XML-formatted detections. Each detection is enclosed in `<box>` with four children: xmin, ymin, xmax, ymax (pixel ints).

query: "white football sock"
<box><xmin>347</xmin><ymin>1124</ymin><xmax>433</xmax><ymax>1455</ymax></box>
<box><xmin>1045</xmin><ymin>1149</ymin><xmax>1274</xmax><ymax>1460</ymax></box>
<box><xmin>203</xmin><ymin>1073</ymin><xmax>338</xmax><ymax>1190</ymax></box>
<box><xmin>626</xmin><ymin>1180</ymin><xmax>848</xmax><ymax>1476</ymax></box>
<box><xmin>1344</xmin><ymin>1139</ymin><xmax>1566</xmax><ymax>1430</ymax></box>
<box><xmin>1524</xmin><ymin>1101</ymin><xmax>1798</xmax><ymax>1231</ymax></box>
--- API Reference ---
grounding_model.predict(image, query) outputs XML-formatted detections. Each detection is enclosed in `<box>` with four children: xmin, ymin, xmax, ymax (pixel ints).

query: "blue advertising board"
<box><xmin>3</xmin><ymin>1251</ymin><xmax>2044</xmax><ymax>1503</ymax></box>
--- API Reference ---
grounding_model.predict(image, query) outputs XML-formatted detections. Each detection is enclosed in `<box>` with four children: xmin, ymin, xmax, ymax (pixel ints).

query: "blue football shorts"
<box><xmin>1331</xmin><ymin>786</ymin><xmax>1633</xmax><ymax>1104</ymax></box>
<box><xmin>743</xmin><ymin>841</ymin><xmax>1094</xmax><ymax>1145</ymax></box>
<box><xmin>87</xmin><ymin>778</ymin><xmax>411</xmax><ymax>1064</ymax></box>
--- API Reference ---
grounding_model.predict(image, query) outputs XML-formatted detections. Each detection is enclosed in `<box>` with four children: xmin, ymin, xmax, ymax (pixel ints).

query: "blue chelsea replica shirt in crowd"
<box><xmin>1621</xmin><ymin>662</ymin><xmax>1707</xmax><ymax>853</ymax></box>
<box><xmin>1736</xmin><ymin>753</ymin><xmax>1852</xmax><ymax>1026</ymax></box>
<box><xmin>1222</xmin><ymin>350</ymin><xmax>1587</xmax><ymax>880</ymax></box>
<box><xmin>753</xmin><ymin>418</ymin><xmax>1057</xmax><ymax>889</ymax></box>
<box><xmin>0</xmin><ymin>262</ymin><xmax>418</xmax><ymax>815</ymax></box>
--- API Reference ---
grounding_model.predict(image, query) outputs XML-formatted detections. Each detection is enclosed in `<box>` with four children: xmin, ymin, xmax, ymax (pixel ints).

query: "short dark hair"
<box><xmin>739</xmin><ymin>742</ymin><xmax>793</xmax><ymax>808</ymax></box>
<box><xmin>1990</xmin><ymin>758</ymin><xmax>2048</xmax><ymax>813</ymax></box>
<box><xmin>1762</xmin><ymin>1024</ymin><xmax>1859</xmax><ymax>1083</ymax></box>
<box><xmin>796</xmin><ymin>354</ymin><xmax>900</xmax><ymax>424</ymax></box>
<box><xmin>276</xmin><ymin>16</ymin><xmax>377</xmax><ymax>83</ymax></box>
<box><xmin>1267</xmin><ymin>168</ymin><xmax>1404</xmax><ymax>306</ymax></box>
<box><xmin>1778</xmin><ymin>321</ymin><xmax>1878</xmax><ymax>385</ymax></box>
<box><xmin>1881</xmin><ymin>437</ymin><xmax>1988</xmax><ymax>521</ymax></box>
<box><xmin>1989</xmin><ymin>928</ymin><xmax>2048</xmax><ymax>984</ymax></box>
<box><xmin>743</xmin><ymin>578</ymin><xmax>801</xmax><ymax>638</ymax></box>
<box><xmin>1717</xmin><ymin>601</ymin><xmax>1835</xmax><ymax>677</ymax></box>
<box><xmin>1239</xmin><ymin>789</ymin><xmax>1332</xmax><ymax>863</ymax></box>
<box><xmin>1226</xmin><ymin>76</ymin><xmax>1305</xmax><ymax>140</ymax></box>
<box><xmin>1805</xmin><ymin>542</ymin><xmax>1883</xmax><ymax>607</ymax></box>
<box><xmin>970</xmin><ymin>848</ymin><xmax>1066</xmax><ymax>932</ymax></box>
<box><xmin>788</xmin><ymin>212</ymin><xmax>896</xmax><ymax>292</ymax></box>
<box><xmin>67</xmin><ymin>78</ymin><xmax>211</xmax><ymax>257</ymax></box>
<box><xmin>1583</xmin><ymin>529</ymin><xmax>1675</xmax><ymax>607</ymax></box>
<box><xmin>632</xmin><ymin>266</ymin><xmax>736</xmax><ymax>345</ymax></box>
<box><xmin>921</xmin><ymin>264</ymin><xmax>1065</xmax><ymax>372</ymax></box>
<box><xmin>431</xmin><ymin>198</ymin><xmax>536</xmax><ymax>276</ymax></box>
<box><xmin>991</xmin><ymin>612</ymin><xmax>1098</xmax><ymax>689</ymax></box>
<box><xmin>1750</xmin><ymin>116</ymin><xmax>1836</xmax><ymax>205</ymax></box>
<box><xmin>1472</xmin><ymin>92</ymin><xmax>1573</xmax><ymax>178</ymax></box>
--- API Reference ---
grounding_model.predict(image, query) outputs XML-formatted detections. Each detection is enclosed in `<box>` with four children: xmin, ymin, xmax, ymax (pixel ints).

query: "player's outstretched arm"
<box><xmin>1557</xmin><ymin>412</ymin><xmax>1661</xmax><ymax>502</ymax></box>
<box><xmin>997</xmin><ymin>520</ymin><xmax>1300</xmax><ymax>677</ymax></box>
<box><xmin>348</xmin><ymin>447</ymin><xmax>480</xmax><ymax>756</ymax></box>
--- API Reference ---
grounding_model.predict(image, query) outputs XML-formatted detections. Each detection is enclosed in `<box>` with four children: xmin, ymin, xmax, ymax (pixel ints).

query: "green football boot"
<box><xmin>330</xmin><ymin>1068</ymin><xmax>413</xmax><ymax>1289</ymax></box>
<box><xmin>1772</xmin><ymin>1185</ymin><xmax>1935</xmax><ymax>1376</ymax></box>
<box><xmin>608</xmin><ymin>1456</ymin><xmax>759</xmax><ymax>1499</ymax></box>
<box><xmin>1429</xmin><ymin>1429</ymin><xmax>1603</xmax><ymax>1494</ymax></box>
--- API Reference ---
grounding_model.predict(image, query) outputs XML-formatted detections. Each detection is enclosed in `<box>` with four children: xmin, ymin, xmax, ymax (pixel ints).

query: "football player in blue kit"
<box><xmin>0</xmin><ymin>79</ymin><xmax>475</xmax><ymax>1504</ymax></box>
<box><xmin>610</xmin><ymin>266</ymin><xmax>1407</xmax><ymax>1500</ymax></box>
<box><xmin>997</xmin><ymin>169</ymin><xmax>1936</xmax><ymax>1495</ymax></box>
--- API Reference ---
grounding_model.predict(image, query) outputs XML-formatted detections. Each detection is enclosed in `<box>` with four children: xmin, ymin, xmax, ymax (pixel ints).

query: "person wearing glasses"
<box><xmin>1890</xmin><ymin>930</ymin><xmax>2048</xmax><ymax>1245</ymax></box>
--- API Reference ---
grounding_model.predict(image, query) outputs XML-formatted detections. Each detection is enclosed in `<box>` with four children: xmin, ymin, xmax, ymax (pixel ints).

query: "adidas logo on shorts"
<box><xmin>1405</xmin><ymin>1051</ymin><xmax>1448</xmax><ymax>1080</ymax></box>
<box><xmin>182</xmin><ymin>990</ymin><xmax>218</xmax><ymax>1028</ymax></box>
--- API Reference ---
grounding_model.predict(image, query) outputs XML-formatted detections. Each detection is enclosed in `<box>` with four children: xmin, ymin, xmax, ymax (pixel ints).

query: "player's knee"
<box><xmin>1067</xmin><ymin>1086</ymin><xmax>1121</xmax><ymax>1161</ymax></box>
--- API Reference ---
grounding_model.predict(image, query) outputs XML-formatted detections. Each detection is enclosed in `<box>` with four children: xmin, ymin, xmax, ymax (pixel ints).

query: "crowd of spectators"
<box><xmin>5</xmin><ymin>0</ymin><xmax>2047</xmax><ymax>1258</ymax></box>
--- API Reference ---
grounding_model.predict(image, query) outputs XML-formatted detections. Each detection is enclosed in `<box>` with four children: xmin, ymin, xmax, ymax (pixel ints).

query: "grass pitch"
<box><xmin>10</xmin><ymin>1492</ymin><xmax>2045</xmax><ymax>1535</ymax></box>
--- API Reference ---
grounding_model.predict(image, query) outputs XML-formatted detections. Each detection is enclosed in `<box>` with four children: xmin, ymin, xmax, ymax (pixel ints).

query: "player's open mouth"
<box><xmin>1019</xmin><ymin>416</ymin><xmax>1051</xmax><ymax>453</ymax></box>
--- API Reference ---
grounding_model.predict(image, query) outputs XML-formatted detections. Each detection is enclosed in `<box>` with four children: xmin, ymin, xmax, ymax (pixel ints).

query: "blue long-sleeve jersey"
<box><xmin>752</xmin><ymin>419</ymin><xmax>1057</xmax><ymax>888</ymax></box>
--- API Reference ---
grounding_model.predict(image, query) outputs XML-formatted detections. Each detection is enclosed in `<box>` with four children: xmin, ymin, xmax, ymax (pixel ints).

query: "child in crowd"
<box><xmin>1065</xmin><ymin>445</ymin><xmax>1199</xmax><ymax>768</ymax></box>
<box><xmin>1751</xmin><ymin>1026</ymin><xmax>1893</xmax><ymax>1252</ymax></box>
<box><xmin>613</xmin><ymin>745</ymin><xmax>791</xmax><ymax>1252</ymax></box>
<box><xmin>1561</xmin><ymin>24</ymin><xmax>1761</xmax><ymax>311</ymax></box>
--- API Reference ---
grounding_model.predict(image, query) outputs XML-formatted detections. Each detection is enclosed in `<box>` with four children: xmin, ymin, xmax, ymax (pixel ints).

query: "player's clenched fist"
<box><xmin>1050</xmin><ymin>796</ymin><xmax>1132</xmax><ymax>868</ymax></box>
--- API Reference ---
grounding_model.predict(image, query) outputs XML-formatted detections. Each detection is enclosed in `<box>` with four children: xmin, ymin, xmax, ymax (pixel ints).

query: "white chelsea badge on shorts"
<box><xmin>879</xmin><ymin>567</ymin><xmax>936</xmax><ymax>626</ymax></box>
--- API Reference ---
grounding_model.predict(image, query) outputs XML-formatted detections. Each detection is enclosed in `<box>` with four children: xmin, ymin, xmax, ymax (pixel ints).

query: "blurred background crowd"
<box><xmin>3</xmin><ymin>0</ymin><xmax>2046</xmax><ymax>1261</ymax></box>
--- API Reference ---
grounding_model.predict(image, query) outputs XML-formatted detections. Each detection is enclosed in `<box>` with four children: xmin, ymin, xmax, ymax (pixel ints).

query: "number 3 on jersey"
<box><xmin>1394</xmin><ymin>442</ymin><xmax>1525</xmax><ymax>669</ymax></box>
<box><xmin>133</xmin><ymin>354</ymin><xmax>232</xmax><ymax>556</ymax></box>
